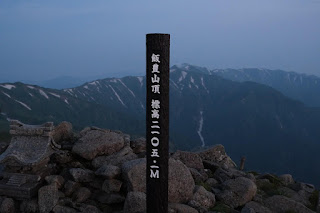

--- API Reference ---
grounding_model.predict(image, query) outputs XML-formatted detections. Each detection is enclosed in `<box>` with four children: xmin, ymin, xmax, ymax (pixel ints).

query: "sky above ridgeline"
<box><xmin>0</xmin><ymin>0</ymin><xmax>319</xmax><ymax>82</ymax></box>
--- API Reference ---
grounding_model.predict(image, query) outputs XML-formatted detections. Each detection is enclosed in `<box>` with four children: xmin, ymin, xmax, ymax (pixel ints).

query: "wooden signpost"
<box><xmin>146</xmin><ymin>33</ymin><xmax>170</xmax><ymax>213</ymax></box>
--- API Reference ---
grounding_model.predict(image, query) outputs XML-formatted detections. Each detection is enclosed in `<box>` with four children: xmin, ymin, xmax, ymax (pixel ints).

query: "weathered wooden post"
<box><xmin>146</xmin><ymin>33</ymin><xmax>170</xmax><ymax>213</ymax></box>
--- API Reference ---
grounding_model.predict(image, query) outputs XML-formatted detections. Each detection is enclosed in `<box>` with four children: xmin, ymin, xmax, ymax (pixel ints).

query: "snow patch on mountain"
<box><xmin>39</xmin><ymin>89</ymin><xmax>49</xmax><ymax>99</ymax></box>
<box><xmin>201</xmin><ymin>77</ymin><xmax>209</xmax><ymax>94</ymax></box>
<box><xmin>2</xmin><ymin>92</ymin><xmax>11</xmax><ymax>98</ymax></box>
<box><xmin>170</xmin><ymin>79</ymin><xmax>179</xmax><ymax>89</ymax></box>
<box><xmin>0</xmin><ymin>84</ymin><xmax>16</xmax><ymax>90</ymax></box>
<box><xmin>64</xmin><ymin>99</ymin><xmax>70</xmax><ymax>105</ymax></box>
<box><xmin>137</xmin><ymin>77</ymin><xmax>143</xmax><ymax>87</ymax></box>
<box><xmin>27</xmin><ymin>86</ymin><xmax>35</xmax><ymax>90</ymax></box>
<box><xmin>28</xmin><ymin>93</ymin><xmax>34</xmax><ymax>97</ymax></box>
<box><xmin>118</xmin><ymin>79</ymin><xmax>135</xmax><ymax>97</ymax></box>
<box><xmin>110</xmin><ymin>79</ymin><xmax>118</xmax><ymax>83</ymax></box>
<box><xmin>197</xmin><ymin>111</ymin><xmax>205</xmax><ymax>147</ymax></box>
<box><xmin>49</xmin><ymin>92</ymin><xmax>60</xmax><ymax>98</ymax></box>
<box><xmin>109</xmin><ymin>85</ymin><xmax>126</xmax><ymax>107</ymax></box>
<box><xmin>83</xmin><ymin>85</ymin><xmax>89</xmax><ymax>89</ymax></box>
<box><xmin>89</xmin><ymin>81</ymin><xmax>98</xmax><ymax>86</ymax></box>
<box><xmin>178</xmin><ymin>71</ymin><xmax>187</xmax><ymax>82</ymax></box>
<box><xmin>15</xmin><ymin>100</ymin><xmax>31</xmax><ymax>110</ymax></box>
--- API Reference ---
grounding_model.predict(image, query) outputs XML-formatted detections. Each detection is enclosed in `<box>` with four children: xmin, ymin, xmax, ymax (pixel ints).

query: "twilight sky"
<box><xmin>0</xmin><ymin>0</ymin><xmax>319</xmax><ymax>82</ymax></box>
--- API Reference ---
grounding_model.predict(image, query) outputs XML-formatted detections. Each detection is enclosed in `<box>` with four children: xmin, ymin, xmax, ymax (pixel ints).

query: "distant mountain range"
<box><xmin>212</xmin><ymin>68</ymin><xmax>320</xmax><ymax>107</ymax></box>
<box><xmin>1</xmin><ymin>64</ymin><xmax>320</xmax><ymax>186</ymax></box>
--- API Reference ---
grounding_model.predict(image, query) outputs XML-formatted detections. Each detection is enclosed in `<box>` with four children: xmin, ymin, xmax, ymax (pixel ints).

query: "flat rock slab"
<box><xmin>0</xmin><ymin>120</ymin><xmax>55</xmax><ymax>168</ymax></box>
<box><xmin>72</xmin><ymin>130</ymin><xmax>125</xmax><ymax>160</ymax></box>
<box><xmin>0</xmin><ymin>136</ymin><xmax>54</xmax><ymax>168</ymax></box>
<box><xmin>0</xmin><ymin>173</ymin><xmax>42</xmax><ymax>199</ymax></box>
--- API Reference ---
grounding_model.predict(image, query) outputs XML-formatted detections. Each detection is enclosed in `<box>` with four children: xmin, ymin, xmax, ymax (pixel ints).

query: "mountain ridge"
<box><xmin>1</xmin><ymin>64</ymin><xmax>320</xmax><ymax>186</ymax></box>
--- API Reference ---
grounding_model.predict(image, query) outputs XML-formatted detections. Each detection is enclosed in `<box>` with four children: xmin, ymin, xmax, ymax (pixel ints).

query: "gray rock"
<box><xmin>168</xmin><ymin>158</ymin><xmax>195</xmax><ymax>203</ymax></box>
<box><xmin>172</xmin><ymin>150</ymin><xmax>204</xmax><ymax>170</ymax></box>
<box><xmin>69</xmin><ymin>168</ymin><xmax>94</xmax><ymax>182</ymax></box>
<box><xmin>95</xmin><ymin>164</ymin><xmax>121</xmax><ymax>179</ymax></box>
<box><xmin>51</xmin><ymin>151</ymin><xmax>73</xmax><ymax>164</ymax></box>
<box><xmin>20</xmin><ymin>199</ymin><xmax>38</xmax><ymax>213</ymax></box>
<box><xmin>72</xmin><ymin>187</ymin><xmax>91</xmax><ymax>203</ymax></box>
<box><xmin>197</xmin><ymin>144</ymin><xmax>236</xmax><ymax>168</ymax></box>
<box><xmin>168</xmin><ymin>203</ymin><xmax>198</xmax><ymax>213</ymax></box>
<box><xmin>264</xmin><ymin>195</ymin><xmax>315</xmax><ymax>213</ymax></box>
<box><xmin>213</xmin><ymin>167</ymin><xmax>233</xmax><ymax>183</ymax></box>
<box><xmin>122</xmin><ymin>158</ymin><xmax>195</xmax><ymax>203</ymax></box>
<box><xmin>189</xmin><ymin>168</ymin><xmax>208</xmax><ymax>183</ymax></box>
<box><xmin>122</xmin><ymin>158</ymin><xmax>147</xmax><ymax>192</ymax></box>
<box><xmin>130</xmin><ymin>137</ymin><xmax>146</xmax><ymax>154</ymax></box>
<box><xmin>45</xmin><ymin>175</ymin><xmax>65</xmax><ymax>189</ymax></box>
<box><xmin>63</xmin><ymin>180</ymin><xmax>81</xmax><ymax>197</ymax></box>
<box><xmin>92</xmin><ymin>145</ymin><xmax>137</xmax><ymax>168</ymax></box>
<box><xmin>102</xmin><ymin>179</ymin><xmax>123</xmax><ymax>193</ymax></box>
<box><xmin>205</xmin><ymin>178</ymin><xmax>218</xmax><ymax>187</ymax></box>
<box><xmin>52</xmin><ymin>121</ymin><xmax>73</xmax><ymax>143</ymax></box>
<box><xmin>188</xmin><ymin>186</ymin><xmax>215</xmax><ymax>210</ymax></box>
<box><xmin>241</xmin><ymin>201</ymin><xmax>272</xmax><ymax>213</ymax></box>
<box><xmin>53</xmin><ymin>205</ymin><xmax>77</xmax><ymax>213</ymax></box>
<box><xmin>38</xmin><ymin>184</ymin><xmax>59</xmax><ymax>213</ymax></box>
<box><xmin>0</xmin><ymin>198</ymin><xmax>15</xmax><ymax>213</ymax></box>
<box><xmin>217</xmin><ymin>177</ymin><xmax>257</xmax><ymax>208</ymax></box>
<box><xmin>279</xmin><ymin>174</ymin><xmax>294</xmax><ymax>186</ymax></box>
<box><xmin>72</xmin><ymin>129</ymin><xmax>125</xmax><ymax>160</ymax></box>
<box><xmin>123</xmin><ymin>192</ymin><xmax>146</xmax><ymax>213</ymax></box>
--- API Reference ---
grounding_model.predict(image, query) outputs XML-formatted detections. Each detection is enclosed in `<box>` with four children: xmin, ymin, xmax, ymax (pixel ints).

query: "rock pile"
<box><xmin>0</xmin><ymin>122</ymin><xmax>319</xmax><ymax>213</ymax></box>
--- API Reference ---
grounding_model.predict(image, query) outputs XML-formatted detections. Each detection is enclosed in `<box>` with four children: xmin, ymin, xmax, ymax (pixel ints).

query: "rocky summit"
<box><xmin>0</xmin><ymin>121</ymin><xmax>319</xmax><ymax>213</ymax></box>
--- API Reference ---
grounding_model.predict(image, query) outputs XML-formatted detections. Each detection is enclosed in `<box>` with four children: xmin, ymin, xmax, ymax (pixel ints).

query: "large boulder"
<box><xmin>122</xmin><ymin>158</ymin><xmax>147</xmax><ymax>192</ymax></box>
<box><xmin>52</xmin><ymin>121</ymin><xmax>73</xmax><ymax>143</ymax></box>
<box><xmin>102</xmin><ymin>179</ymin><xmax>123</xmax><ymax>193</ymax></box>
<box><xmin>168</xmin><ymin>158</ymin><xmax>195</xmax><ymax>203</ymax></box>
<box><xmin>92</xmin><ymin>145</ymin><xmax>137</xmax><ymax>168</ymax></box>
<box><xmin>123</xmin><ymin>192</ymin><xmax>146</xmax><ymax>213</ymax></box>
<box><xmin>197</xmin><ymin>144</ymin><xmax>236</xmax><ymax>168</ymax></box>
<box><xmin>72</xmin><ymin>129</ymin><xmax>125</xmax><ymax>160</ymax></box>
<box><xmin>122</xmin><ymin>158</ymin><xmax>195</xmax><ymax>203</ymax></box>
<box><xmin>279</xmin><ymin>174</ymin><xmax>295</xmax><ymax>186</ymax></box>
<box><xmin>130</xmin><ymin>137</ymin><xmax>146</xmax><ymax>154</ymax></box>
<box><xmin>217</xmin><ymin>177</ymin><xmax>257</xmax><ymax>208</ymax></box>
<box><xmin>38</xmin><ymin>184</ymin><xmax>59</xmax><ymax>213</ymax></box>
<box><xmin>264</xmin><ymin>195</ymin><xmax>315</xmax><ymax>213</ymax></box>
<box><xmin>188</xmin><ymin>186</ymin><xmax>216</xmax><ymax>211</ymax></box>
<box><xmin>95</xmin><ymin>164</ymin><xmax>121</xmax><ymax>179</ymax></box>
<box><xmin>172</xmin><ymin>150</ymin><xmax>204</xmax><ymax>170</ymax></box>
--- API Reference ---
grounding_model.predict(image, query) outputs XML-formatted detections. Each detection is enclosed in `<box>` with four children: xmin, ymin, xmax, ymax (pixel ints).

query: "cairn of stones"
<box><xmin>0</xmin><ymin>120</ymin><xmax>319</xmax><ymax>213</ymax></box>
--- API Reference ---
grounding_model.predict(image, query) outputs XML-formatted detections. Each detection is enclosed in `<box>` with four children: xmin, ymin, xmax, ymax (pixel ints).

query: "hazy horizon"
<box><xmin>1</xmin><ymin>0</ymin><xmax>319</xmax><ymax>82</ymax></box>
